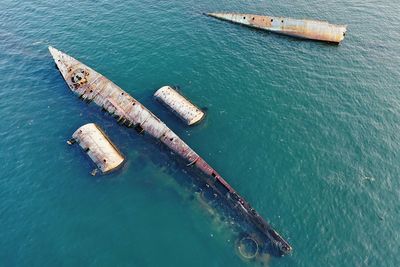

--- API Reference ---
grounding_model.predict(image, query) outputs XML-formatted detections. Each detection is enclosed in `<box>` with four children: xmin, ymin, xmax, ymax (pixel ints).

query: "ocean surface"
<box><xmin>1</xmin><ymin>0</ymin><xmax>399</xmax><ymax>266</ymax></box>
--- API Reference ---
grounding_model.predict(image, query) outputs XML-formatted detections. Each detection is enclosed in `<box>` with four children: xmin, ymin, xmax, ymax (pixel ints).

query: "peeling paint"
<box><xmin>207</xmin><ymin>13</ymin><xmax>347</xmax><ymax>43</ymax></box>
<box><xmin>154</xmin><ymin>86</ymin><xmax>205</xmax><ymax>126</ymax></box>
<box><xmin>71</xmin><ymin>123</ymin><xmax>124</xmax><ymax>174</ymax></box>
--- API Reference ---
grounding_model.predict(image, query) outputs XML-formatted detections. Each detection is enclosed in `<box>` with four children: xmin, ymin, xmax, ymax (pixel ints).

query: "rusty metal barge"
<box><xmin>206</xmin><ymin>13</ymin><xmax>347</xmax><ymax>43</ymax></box>
<box><xmin>49</xmin><ymin>46</ymin><xmax>292</xmax><ymax>258</ymax></box>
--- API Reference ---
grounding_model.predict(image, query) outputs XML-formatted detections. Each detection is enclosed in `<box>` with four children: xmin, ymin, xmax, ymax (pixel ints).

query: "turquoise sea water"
<box><xmin>1</xmin><ymin>0</ymin><xmax>400</xmax><ymax>266</ymax></box>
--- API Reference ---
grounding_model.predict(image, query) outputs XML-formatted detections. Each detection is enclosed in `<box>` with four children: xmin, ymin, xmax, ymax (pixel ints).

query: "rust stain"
<box><xmin>154</xmin><ymin>86</ymin><xmax>205</xmax><ymax>126</ymax></box>
<box><xmin>49</xmin><ymin>46</ymin><xmax>293</xmax><ymax>256</ymax></box>
<box><xmin>70</xmin><ymin>123</ymin><xmax>125</xmax><ymax>174</ymax></box>
<box><xmin>207</xmin><ymin>13</ymin><xmax>347</xmax><ymax>43</ymax></box>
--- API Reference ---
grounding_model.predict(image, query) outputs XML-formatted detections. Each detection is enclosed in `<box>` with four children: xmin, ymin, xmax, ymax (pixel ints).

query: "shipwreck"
<box><xmin>154</xmin><ymin>86</ymin><xmax>205</xmax><ymax>126</ymax></box>
<box><xmin>49</xmin><ymin>46</ymin><xmax>292</xmax><ymax>259</ymax></box>
<box><xmin>68</xmin><ymin>123</ymin><xmax>125</xmax><ymax>175</ymax></box>
<box><xmin>206</xmin><ymin>12</ymin><xmax>347</xmax><ymax>43</ymax></box>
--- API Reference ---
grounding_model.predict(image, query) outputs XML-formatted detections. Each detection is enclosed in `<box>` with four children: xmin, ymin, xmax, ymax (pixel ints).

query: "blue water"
<box><xmin>1</xmin><ymin>0</ymin><xmax>400</xmax><ymax>266</ymax></box>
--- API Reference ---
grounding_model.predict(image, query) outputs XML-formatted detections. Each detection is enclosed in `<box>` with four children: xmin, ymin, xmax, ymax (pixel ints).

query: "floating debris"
<box><xmin>154</xmin><ymin>86</ymin><xmax>205</xmax><ymax>126</ymax></box>
<box><xmin>49</xmin><ymin>46</ymin><xmax>292</xmax><ymax>257</ymax></box>
<box><xmin>68</xmin><ymin>123</ymin><xmax>124</xmax><ymax>174</ymax></box>
<box><xmin>206</xmin><ymin>13</ymin><xmax>347</xmax><ymax>43</ymax></box>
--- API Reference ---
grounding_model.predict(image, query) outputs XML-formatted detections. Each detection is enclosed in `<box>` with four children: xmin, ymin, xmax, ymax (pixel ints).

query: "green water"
<box><xmin>1</xmin><ymin>0</ymin><xmax>400</xmax><ymax>266</ymax></box>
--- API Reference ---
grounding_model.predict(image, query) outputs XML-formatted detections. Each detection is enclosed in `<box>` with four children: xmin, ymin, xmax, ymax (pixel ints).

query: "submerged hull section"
<box><xmin>49</xmin><ymin>46</ymin><xmax>292</xmax><ymax>257</ymax></box>
<box><xmin>207</xmin><ymin>13</ymin><xmax>347</xmax><ymax>43</ymax></box>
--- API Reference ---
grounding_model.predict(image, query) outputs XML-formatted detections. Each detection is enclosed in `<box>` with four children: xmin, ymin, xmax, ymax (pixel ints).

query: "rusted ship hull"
<box><xmin>207</xmin><ymin>13</ymin><xmax>347</xmax><ymax>43</ymax></box>
<box><xmin>70</xmin><ymin>123</ymin><xmax>125</xmax><ymax>174</ymax></box>
<box><xmin>49</xmin><ymin>46</ymin><xmax>292</xmax><ymax>257</ymax></box>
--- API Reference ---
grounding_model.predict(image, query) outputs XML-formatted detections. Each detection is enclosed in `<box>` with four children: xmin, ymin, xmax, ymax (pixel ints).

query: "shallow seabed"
<box><xmin>0</xmin><ymin>0</ymin><xmax>399</xmax><ymax>266</ymax></box>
